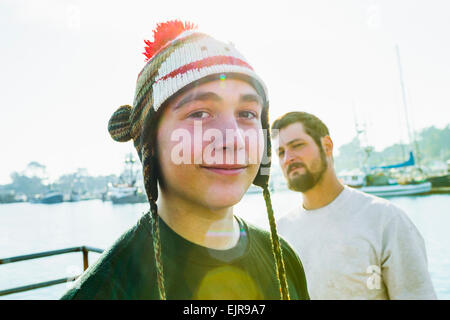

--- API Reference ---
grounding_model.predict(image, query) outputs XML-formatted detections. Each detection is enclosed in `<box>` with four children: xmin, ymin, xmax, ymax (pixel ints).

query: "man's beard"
<box><xmin>287</xmin><ymin>148</ymin><xmax>328</xmax><ymax>193</ymax></box>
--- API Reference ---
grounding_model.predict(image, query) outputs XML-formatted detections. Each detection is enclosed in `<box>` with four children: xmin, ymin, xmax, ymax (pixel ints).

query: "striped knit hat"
<box><xmin>107</xmin><ymin>21</ymin><xmax>289</xmax><ymax>300</ymax></box>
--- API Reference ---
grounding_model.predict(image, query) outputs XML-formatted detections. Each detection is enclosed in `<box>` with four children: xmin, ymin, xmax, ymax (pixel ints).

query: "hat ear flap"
<box><xmin>141</xmin><ymin>145</ymin><xmax>159</xmax><ymax>202</ymax></box>
<box><xmin>139</xmin><ymin>106</ymin><xmax>161</xmax><ymax>203</ymax></box>
<box><xmin>253</xmin><ymin>102</ymin><xmax>271</xmax><ymax>188</ymax></box>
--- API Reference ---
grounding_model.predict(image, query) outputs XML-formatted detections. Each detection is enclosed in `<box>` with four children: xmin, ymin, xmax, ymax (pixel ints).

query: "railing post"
<box><xmin>82</xmin><ymin>246</ymin><xmax>89</xmax><ymax>271</ymax></box>
<box><xmin>0</xmin><ymin>246</ymin><xmax>103</xmax><ymax>296</ymax></box>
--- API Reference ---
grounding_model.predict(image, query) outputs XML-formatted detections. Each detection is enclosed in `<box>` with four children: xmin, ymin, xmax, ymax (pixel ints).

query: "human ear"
<box><xmin>321</xmin><ymin>136</ymin><xmax>333</xmax><ymax>157</ymax></box>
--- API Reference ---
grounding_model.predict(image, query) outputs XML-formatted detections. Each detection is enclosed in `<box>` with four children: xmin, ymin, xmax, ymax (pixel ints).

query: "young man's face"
<box><xmin>156</xmin><ymin>78</ymin><xmax>265</xmax><ymax>210</ymax></box>
<box><xmin>274</xmin><ymin>122</ymin><xmax>327</xmax><ymax>192</ymax></box>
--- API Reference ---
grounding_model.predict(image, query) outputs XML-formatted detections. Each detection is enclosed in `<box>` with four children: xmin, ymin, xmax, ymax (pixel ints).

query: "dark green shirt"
<box><xmin>61</xmin><ymin>213</ymin><xmax>309</xmax><ymax>300</ymax></box>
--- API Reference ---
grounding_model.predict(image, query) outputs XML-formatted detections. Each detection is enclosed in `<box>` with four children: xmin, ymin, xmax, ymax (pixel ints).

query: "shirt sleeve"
<box><xmin>381</xmin><ymin>207</ymin><xmax>437</xmax><ymax>300</ymax></box>
<box><xmin>60</xmin><ymin>265</ymin><xmax>125</xmax><ymax>300</ymax></box>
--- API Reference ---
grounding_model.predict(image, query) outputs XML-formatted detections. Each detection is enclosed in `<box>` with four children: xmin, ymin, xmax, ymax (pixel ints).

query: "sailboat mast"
<box><xmin>395</xmin><ymin>44</ymin><xmax>422</xmax><ymax>168</ymax></box>
<box><xmin>352</xmin><ymin>101</ymin><xmax>363</xmax><ymax>171</ymax></box>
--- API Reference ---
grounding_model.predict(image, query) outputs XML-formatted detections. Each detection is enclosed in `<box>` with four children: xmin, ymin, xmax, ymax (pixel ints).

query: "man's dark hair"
<box><xmin>271</xmin><ymin>111</ymin><xmax>330</xmax><ymax>148</ymax></box>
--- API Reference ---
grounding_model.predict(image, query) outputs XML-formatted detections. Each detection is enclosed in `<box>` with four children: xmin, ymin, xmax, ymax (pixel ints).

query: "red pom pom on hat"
<box><xmin>143</xmin><ymin>20</ymin><xmax>197</xmax><ymax>62</ymax></box>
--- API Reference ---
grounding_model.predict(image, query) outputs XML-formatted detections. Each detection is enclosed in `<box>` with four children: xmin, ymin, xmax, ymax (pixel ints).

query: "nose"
<box><xmin>282</xmin><ymin>149</ymin><xmax>297</xmax><ymax>167</ymax></box>
<box><xmin>213</xmin><ymin>113</ymin><xmax>245</xmax><ymax>152</ymax></box>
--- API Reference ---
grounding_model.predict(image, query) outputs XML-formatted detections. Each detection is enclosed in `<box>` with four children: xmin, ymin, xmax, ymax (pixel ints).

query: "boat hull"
<box><xmin>427</xmin><ymin>174</ymin><xmax>450</xmax><ymax>187</ymax></box>
<box><xmin>39</xmin><ymin>194</ymin><xmax>64</xmax><ymax>204</ymax></box>
<box><xmin>360</xmin><ymin>182</ymin><xmax>432</xmax><ymax>197</ymax></box>
<box><xmin>111</xmin><ymin>194</ymin><xmax>147</xmax><ymax>204</ymax></box>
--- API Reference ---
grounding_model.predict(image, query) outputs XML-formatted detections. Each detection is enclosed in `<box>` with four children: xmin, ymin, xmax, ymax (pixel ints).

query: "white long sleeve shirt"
<box><xmin>277</xmin><ymin>186</ymin><xmax>436</xmax><ymax>300</ymax></box>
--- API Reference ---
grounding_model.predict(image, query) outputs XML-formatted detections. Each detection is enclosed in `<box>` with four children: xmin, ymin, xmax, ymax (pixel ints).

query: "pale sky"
<box><xmin>1</xmin><ymin>0</ymin><xmax>449</xmax><ymax>184</ymax></box>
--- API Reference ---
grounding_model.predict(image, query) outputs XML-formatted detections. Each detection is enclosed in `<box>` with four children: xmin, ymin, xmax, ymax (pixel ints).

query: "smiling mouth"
<box><xmin>200</xmin><ymin>165</ymin><xmax>248</xmax><ymax>176</ymax></box>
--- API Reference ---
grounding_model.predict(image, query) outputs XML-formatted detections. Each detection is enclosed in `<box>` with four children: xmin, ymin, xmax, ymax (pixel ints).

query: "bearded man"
<box><xmin>272</xmin><ymin>111</ymin><xmax>436</xmax><ymax>300</ymax></box>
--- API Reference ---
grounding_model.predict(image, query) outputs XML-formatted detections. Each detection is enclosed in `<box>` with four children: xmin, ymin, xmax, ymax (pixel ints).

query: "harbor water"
<box><xmin>0</xmin><ymin>191</ymin><xmax>449</xmax><ymax>299</ymax></box>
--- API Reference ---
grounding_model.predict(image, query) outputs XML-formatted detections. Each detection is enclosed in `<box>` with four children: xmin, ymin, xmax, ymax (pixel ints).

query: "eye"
<box><xmin>278</xmin><ymin>150</ymin><xmax>285</xmax><ymax>158</ymax></box>
<box><xmin>188</xmin><ymin>111</ymin><xmax>210</xmax><ymax>119</ymax></box>
<box><xmin>238</xmin><ymin>110</ymin><xmax>258</xmax><ymax>120</ymax></box>
<box><xmin>293</xmin><ymin>143</ymin><xmax>304</xmax><ymax>149</ymax></box>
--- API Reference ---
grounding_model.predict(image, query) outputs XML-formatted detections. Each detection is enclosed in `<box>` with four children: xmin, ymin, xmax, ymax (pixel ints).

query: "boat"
<box><xmin>68</xmin><ymin>190</ymin><xmax>81</xmax><ymax>202</ymax></box>
<box><xmin>361</xmin><ymin>180</ymin><xmax>431</xmax><ymax>197</ymax></box>
<box><xmin>268</xmin><ymin>166</ymin><xmax>289</xmax><ymax>193</ymax></box>
<box><xmin>426</xmin><ymin>174</ymin><xmax>450</xmax><ymax>193</ymax></box>
<box><xmin>32</xmin><ymin>191</ymin><xmax>64</xmax><ymax>204</ymax></box>
<box><xmin>108</xmin><ymin>184</ymin><xmax>147</xmax><ymax>204</ymax></box>
<box><xmin>339</xmin><ymin>152</ymin><xmax>432</xmax><ymax>197</ymax></box>
<box><xmin>339</xmin><ymin>171</ymin><xmax>432</xmax><ymax>197</ymax></box>
<box><xmin>338</xmin><ymin>46</ymin><xmax>432</xmax><ymax>198</ymax></box>
<box><xmin>106</xmin><ymin>153</ymin><xmax>148</xmax><ymax>204</ymax></box>
<box><xmin>245</xmin><ymin>184</ymin><xmax>262</xmax><ymax>194</ymax></box>
<box><xmin>426</xmin><ymin>160</ymin><xmax>450</xmax><ymax>193</ymax></box>
<box><xmin>338</xmin><ymin>169</ymin><xmax>366</xmax><ymax>188</ymax></box>
<box><xmin>340</xmin><ymin>172</ymin><xmax>432</xmax><ymax>197</ymax></box>
<box><xmin>0</xmin><ymin>191</ymin><xmax>27</xmax><ymax>204</ymax></box>
<box><xmin>14</xmin><ymin>193</ymin><xmax>27</xmax><ymax>202</ymax></box>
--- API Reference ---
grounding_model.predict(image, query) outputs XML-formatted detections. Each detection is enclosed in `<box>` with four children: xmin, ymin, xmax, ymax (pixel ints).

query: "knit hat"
<box><xmin>108</xmin><ymin>20</ymin><xmax>289</xmax><ymax>300</ymax></box>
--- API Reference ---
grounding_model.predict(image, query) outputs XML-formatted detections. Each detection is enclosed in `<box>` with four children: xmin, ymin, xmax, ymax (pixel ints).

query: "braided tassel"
<box><xmin>150</xmin><ymin>201</ymin><xmax>166</xmax><ymax>300</ymax></box>
<box><xmin>262</xmin><ymin>186</ymin><xmax>290</xmax><ymax>300</ymax></box>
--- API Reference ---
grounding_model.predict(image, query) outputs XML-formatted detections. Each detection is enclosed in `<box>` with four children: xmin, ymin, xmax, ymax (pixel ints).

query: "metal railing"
<box><xmin>0</xmin><ymin>246</ymin><xmax>103</xmax><ymax>297</ymax></box>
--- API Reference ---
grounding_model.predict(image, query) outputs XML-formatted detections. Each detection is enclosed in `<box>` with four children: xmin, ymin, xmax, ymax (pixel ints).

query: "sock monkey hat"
<box><xmin>107</xmin><ymin>20</ymin><xmax>289</xmax><ymax>300</ymax></box>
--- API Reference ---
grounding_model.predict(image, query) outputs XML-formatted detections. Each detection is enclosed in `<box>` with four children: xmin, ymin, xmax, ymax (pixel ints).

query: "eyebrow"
<box><xmin>240</xmin><ymin>94</ymin><xmax>263</xmax><ymax>106</ymax></box>
<box><xmin>173</xmin><ymin>92</ymin><xmax>263</xmax><ymax>111</ymax></box>
<box><xmin>286</xmin><ymin>138</ymin><xmax>305</xmax><ymax>146</ymax></box>
<box><xmin>173</xmin><ymin>92</ymin><xmax>222</xmax><ymax>111</ymax></box>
